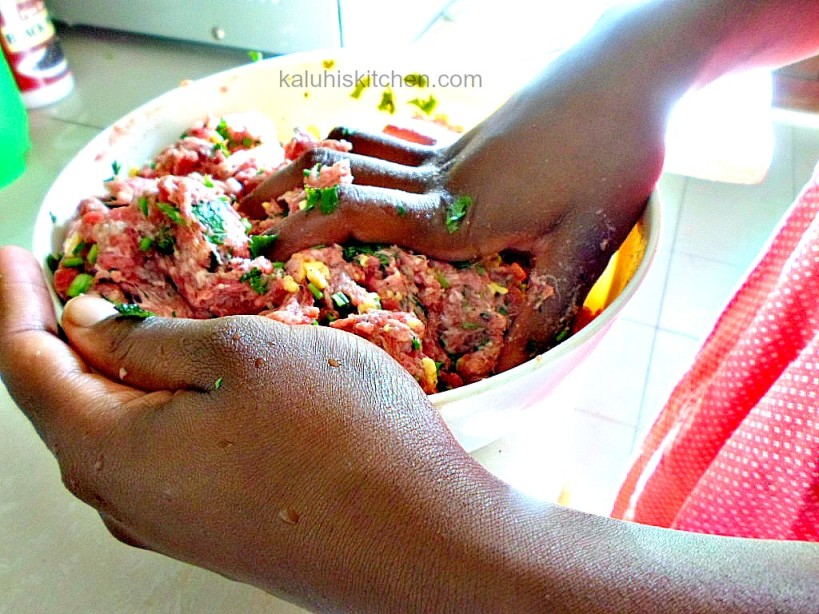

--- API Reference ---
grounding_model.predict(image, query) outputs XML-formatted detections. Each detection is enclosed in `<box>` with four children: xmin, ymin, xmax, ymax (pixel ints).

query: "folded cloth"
<box><xmin>611</xmin><ymin>164</ymin><xmax>819</xmax><ymax>541</ymax></box>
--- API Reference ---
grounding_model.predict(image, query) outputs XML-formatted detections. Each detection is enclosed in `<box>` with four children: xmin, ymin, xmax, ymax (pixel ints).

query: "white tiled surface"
<box><xmin>3</xmin><ymin>7</ymin><xmax>819</xmax><ymax>613</ymax></box>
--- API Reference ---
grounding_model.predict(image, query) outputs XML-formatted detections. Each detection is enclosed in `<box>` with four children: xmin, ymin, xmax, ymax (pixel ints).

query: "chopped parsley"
<box><xmin>461</xmin><ymin>322</ymin><xmax>481</xmax><ymax>331</ymax></box>
<box><xmin>555</xmin><ymin>327</ymin><xmax>572</xmax><ymax>343</ymax></box>
<box><xmin>396</xmin><ymin>204</ymin><xmax>407</xmax><ymax>217</ymax></box>
<box><xmin>240</xmin><ymin>267</ymin><xmax>269</xmax><ymax>295</ymax></box>
<box><xmin>72</xmin><ymin>240</ymin><xmax>87</xmax><ymax>256</ymax></box>
<box><xmin>247</xmin><ymin>50</ymin><xmax>263</xmax><ymax>62</ymax></box>
<box><xmin>216</xmin><ymin>118</ymin><xmax>231</xmax><ymax>141</ymax></box>
<box><xmin>214</xmin><ymin>376</ymin><xmax>224</xmax><ymax>389</ymax></box>
<box><xmin>156</xmin><ymin>202</ymin><xmax>185</xmax><ymax>225</ymax></box>
<box><xmin>212</xmin><ymin>140</ymin><xmax>230</xmax><ymax>156</ymax></box>
<box><xmin>203</xmin><ymin>174</ymin><xmax>214</xmax><ymax>188</ymax></box>
<box><xmin>248</xmin><ymin>234</ymin><xmax>279</xmax><ymax>258</ymax></box>
<box><xmin>304</xmin><ymin>185</ymin><xmax>340</xmax><ymax>215</ymax></box>
<box><xmin>46</xmin><ymin>253</ymin><xmax>62</xmax><ymax>273</ymax></box>
<box><xmin>114</xmin><ymin>303</ymin><xmax>156</xmax><ymax>319</ymax></box>
<box><xmin>445</xmin><ymin>195</ymin><xmax>472</xmax><ymax>234</ymax></box>
<box><xmin>66</xmin><ymin>273</ymin><xmax>94</xmax><ymax>298</ymax></box>
<box><xmin>111</xmin><ymin>160</ymin><xmax>121</xmax><ymax>176</ymax></box>
<box><xmin>412</xmin><ymin>336</ymin><xmax>422</xmax><ymax>351</ymax></box>
<box><xmin>154</xmin><ymin>228</ymin><xmax>175</xmax><ymax>255</ymax></box>
<box><xmin>139</xmin><ymin>236</ymin><xmax>154</xmax><ymax>252</ymax></box>
<box><xmin>408</xmin><ymin>95</ymin><xmax>438</xmax><ymax>115</ymax></box>
<box><xmin>342</xmin><ymin>243</ymin><xmax>388</xmax><ymax>261</ymax></box>
<box><xmin>378</xmin><ymin>89</ymin><xmax>396</xmax><ymax>114</ymax></box>
<box><xmin>138</xmin><ymin>196</ymin><xmax>149</xmax><ymax>216</ymax></box>
<box><xmin>192</xmin><ymin>200</ymin><xmax>227</xmax><ymax>245</ymax></box>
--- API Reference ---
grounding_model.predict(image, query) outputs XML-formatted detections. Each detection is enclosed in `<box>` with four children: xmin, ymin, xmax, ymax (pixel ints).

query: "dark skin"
<box><xmin>2</xmin><ymin>1</ymin><xmax>819</xmax><ymax>612</ymax></box>
<box><xmin>240</xmin><ymin>25</ymin><xmax>669</xmax><ymax>369</ymax></box>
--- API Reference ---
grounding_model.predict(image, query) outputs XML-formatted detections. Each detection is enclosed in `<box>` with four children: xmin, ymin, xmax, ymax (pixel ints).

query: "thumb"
<box><xmin>62</xmin><ymin>296</ymin><xmax>253</xmax><ymax>392</ymax></box>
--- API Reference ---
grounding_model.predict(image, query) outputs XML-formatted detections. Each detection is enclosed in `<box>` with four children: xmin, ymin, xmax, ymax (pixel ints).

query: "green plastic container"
<box><xmin>0</xmin><ymin>52</ymin><xmax>29</xmax><ymax>189</ymax></box>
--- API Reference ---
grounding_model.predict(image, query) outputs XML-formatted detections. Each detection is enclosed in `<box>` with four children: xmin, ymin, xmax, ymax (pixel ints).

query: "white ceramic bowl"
<box><xmin>33</xmin><ymin>50</ymin><xmax>659</xmax><ymax>452</ymax></box>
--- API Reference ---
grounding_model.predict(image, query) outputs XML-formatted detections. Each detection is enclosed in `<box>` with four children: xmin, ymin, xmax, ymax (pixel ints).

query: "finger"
<box><xmin>264</xmin><ymin>184</ymin><xmax>453</xmax><ymax>261</ymax></box>
<box><xmin>327</xmin><ymin>126</ymin><xmax>440</xmax><ymax>166</ymax></box>
<box><xmin>496</xmin><ymin>217</ymin><xmax>628</xmax><ymax>371</ymax></box>
<box><xmin>99</xmin><ymin>511</ymin><xmax>152</xmax><ymax>550</ymax></box>
<box><xmin>62</xmin><ymin>296</ymin><xmax>269</xmax><ymax>393</ymax></box>
<box><xmin>238</xmin><ymin>147</ymin><xmax>435</xmax><ymax>218</ymax></box>
<box><xmin>0</xmin><ymin>245</ymin><xmax>140</xmax><ymax>430</ymax></box>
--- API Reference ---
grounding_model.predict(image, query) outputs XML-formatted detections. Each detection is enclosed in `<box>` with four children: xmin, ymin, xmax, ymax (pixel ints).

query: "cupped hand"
<box><xmin>239</xmin><ymin>36</ymin><xmax>670</xmax><ymax>369</ymax></box>
<box><xmin>0</xmin><ymin>245</ymin><xmax>487</xmax><ymax>612</ymax></box>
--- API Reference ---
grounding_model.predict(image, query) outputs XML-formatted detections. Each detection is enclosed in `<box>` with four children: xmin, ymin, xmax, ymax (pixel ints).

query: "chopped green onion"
<box><xmin>156</xmin><ymin>202</ymin><xmax>184</xmax><ymax>224</ymax></box>
<box><xmin>445</xmin><ymin>195</ymin><xmax>472</xmax><ymax>234</ymax></box>
<box><xmin>307</xmin><ymin>282</ymin><xmax>323</xmax><ymax>300</ymax></box>
<box><xmin>139</xmin><ymin>237</ymin><xmax>154</xmax><ymax>251</ymax></box>
<box><xmin>114</xmin><ymin>303</ymin><xmax>156</xmax><ymax>319</ymax></box>
<box><xmin>66</xmin><ymin>273</ymin><xmax>94</xmax><ymax>298</ymax></box>
<box><xmin>248</xmin><ymin>234</ymin><xmax>279</xmax><ymax>258</ymax></box>
<box><xmin>331</xmin><ymin>291</ymin><xmax>350</xmax><ymax>308</ymax></box>
<box><xmin>434</xmin><ymin>270</ymin><xmax>451</xmax><ymax>289</ymax></box>
<box><xmin>61</xmin><ymin>255</ymin><xmax>85</xmax><ymax>268</ymax></box>
<box><xmin>86</xmin><ymin>244</ymin><xmax>99</xmax><ymax>265</ymax></box>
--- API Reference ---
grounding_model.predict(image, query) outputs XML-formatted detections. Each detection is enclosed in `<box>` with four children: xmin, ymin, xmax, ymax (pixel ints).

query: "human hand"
<box><xmin>0</xmin><ymin>245</ymin><xmax>490</xmax><ymax>612</ymax></box>
<box><xmin>239</xmin><ymin>41</ymin><xmax>668</xmax><ymax>370</ymax></box>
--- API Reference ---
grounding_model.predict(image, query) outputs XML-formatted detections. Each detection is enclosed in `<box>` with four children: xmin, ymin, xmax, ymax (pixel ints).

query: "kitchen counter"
<box><xmin>0</xmin><ymin>23</ymin><xmax>776</xmax><ymax>613</ymax></box>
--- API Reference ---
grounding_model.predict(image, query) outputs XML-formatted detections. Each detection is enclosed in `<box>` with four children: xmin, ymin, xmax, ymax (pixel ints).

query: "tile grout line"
<box><xmin>628</xmin><ymin>176</ymin><xmax>690</xmax><ymax>452</ymax></box>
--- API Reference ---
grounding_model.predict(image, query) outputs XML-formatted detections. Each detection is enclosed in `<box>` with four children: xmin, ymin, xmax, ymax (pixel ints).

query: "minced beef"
<box><xmin>52</xmin><ymin>113</ymin><xmax>531</xmax><ymax>393</ymax></box>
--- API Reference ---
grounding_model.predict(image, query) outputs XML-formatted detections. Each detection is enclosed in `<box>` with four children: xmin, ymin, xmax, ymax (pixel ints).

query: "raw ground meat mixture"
<box><xmin>51</xmin><ymin>113</ymin><xmax>536</xmax><ymax>394</ymax></box>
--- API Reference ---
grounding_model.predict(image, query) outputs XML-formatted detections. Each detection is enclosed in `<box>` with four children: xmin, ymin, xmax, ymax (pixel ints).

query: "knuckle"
<box><xmin>302</xmin><ymin>147</ymin><xmax>337</xmax><ymax>169</ymax></box>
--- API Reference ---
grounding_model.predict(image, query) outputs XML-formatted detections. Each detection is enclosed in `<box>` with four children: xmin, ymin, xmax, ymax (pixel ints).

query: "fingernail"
<box><xmin>63</xmin><ymin>296</ymin><xmax>118</xmax><ymax>328</ymax></box>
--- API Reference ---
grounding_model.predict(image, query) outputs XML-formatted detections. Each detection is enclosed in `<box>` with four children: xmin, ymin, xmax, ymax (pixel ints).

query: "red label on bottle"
<box><xmin>0</xmin><ymin>0</ymin><xmax>70</xmax><ymax>94</ymax></box>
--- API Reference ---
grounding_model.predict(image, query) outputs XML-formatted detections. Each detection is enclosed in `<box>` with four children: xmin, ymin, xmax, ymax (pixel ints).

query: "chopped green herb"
<box><xmin>240</xmin><ymin>267</ymin><xmax>269</xmax><ymax>295</ymax></box>
<box><xmin>461</xmin><ymin>322</ymin><xmax>481</xmax><ymax>330</ymax></box>
<box><xmin>61</xmin><ymin>255</ymin><xmax>84</xmax><ymax>268</ymax></box>
<box><xmin>403</xmin><ymin>72</ymin><xmax>429</xmax><ymax>87</ymax></box>
<box><xmin>341</xmin><ymin>243</ymin><xmax>388</xmax><ymax>261</ymax></box>
<box><xmin>216</xmin><ymin>118</ymin><xmax>231</xmax><ymax>141</ymax></box>
<box><xmin>46</xmin><ymin>253</ymin><xmax>62</xmax><ymax>273</ymax></box>
<box><xmin>212</xmin><ymin>140</ymin><xmax>230</xmax><ymax>156</ymax></box>
<box><xmin>203</xmin><ymin>174</ymin><xmax>214</xmax><ymax>188</ymax></box>
<box><xmin>72</xmin><ymin>240</ymin><xmax>87</xmax><ymax>256</ymax></box>
<box><xmin>271</xmin><ymin>261</ymin><xmax>285</xmax><ymax>270</ymax></box>
<box><xmin>408</xmin><ymin>95</ymin><xmax>438</xmax><ymax>115</ymax></box>
<box><xmin>66</xmin><ymin>273</ymin><xmax>94</xmax><ymax>298</ymax></box>
<box><xmin>114</xmin><ymin>303</ymin><xmax>156</xmax><ymax>319</ymax></box>
<box><xmin>214</xmin><ymin>376</ymin><xmax>224</xmax><ymax>389</ymax></box>
<box><xmin>331</xmin><ymin>291</ymin><xmax>350</xmax><ymax>308</ymax></box>
<box><xmin>139</xmin><ymin>236</ymin><xmax>154</xmax><ymax>252</ymax></box>
<box><xmin>498</xmin><ymin>306</ymin><xmax>508</xmax><ymax>316</ymax></box>
<box><xmin>86</xmin><ymin>243</ymin><xmax>99</xmax><ymax>265</ymax></box>
<box><xmin>111</xmin><ymin>160</ymin><xmax>121</xmax><ymax>176</ymax></box>
<box><xmin>248</xmin><ymin>234</ymin><xmax>279</xmax><ymax>258</ymax></box>
<box><xmin>242</xmin><ymin>136</ymin><xmax>254</xmax><ymax>147</ymax></box>
<box><xmin>247</xmin><ymin>50</ymin><xmax>263</xmax><ymax>62</ymax></box>
<box><xmin>396</xmin><ymin>204</ymin><xmax>407</xmax><ymax>217</ymax></box>
<box><xmin>49</xmin><ymin>211</ymin><xmax>57</xmax><ymax>224</ymax></box>
<box><xmin>138</xmin><ymin>196</ymin><xmax>149</xmax><ymax>216</ymax></box>
<box><xmin>304</xmin><ymin>185</ymin><xmax>340</xmax><ymax>215</ymax></box>
<box><xmin>434</xmin><ymin>270</ymin><xmax>451</xmax><ymax>289</ymax></box>
<box><xmin>445</xmin><ymin>195</ymin><xmax>472</xmax><ymax>234</ymax></box>
<box><xmin>378</xmin><ymin>89</ymin><xmax>396</xmax><ymax>114</ymax></box>
<box><xmin>555</xmin><ymin>327</ymin><xmax>572</xmax><ymax>343</ymax></box>
<box><xmin>155</xmin><ymin>230</ymin><xmax>175</xmax><ymax>256</ymax></box>
<box><xmin>412</xmin><ymin>336</ymin><xmax>422</xmax><ymax>351</ymax></box>
<box><xmin>241</xmin><ymin>217</ymin><xmax>253</xmax><ymax>232</ymax></box>
<box><xmin>307</xmin><ymin>282</ymin><xmax>323</xmax><ymax>300</ymax></box>
<box><xmin>351</xmin><ymin>76</ymin><xmax>371</xmax><ymax>99</ymax></box>
<box><xmin>156</xmin><ymin>202</ymin><xmax>185</xmax><ymax>224</ymax></box>
<box><xmin>193</xmin><ymin>200</ymin><xmax>227</xmax><ymax>245</ymax></box>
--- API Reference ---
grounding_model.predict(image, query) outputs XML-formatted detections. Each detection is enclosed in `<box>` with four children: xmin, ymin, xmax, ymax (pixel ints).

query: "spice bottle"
<box><xmin>0</xmin><ymin>0</ymin><xmax>73</xmax><ymax>108</ymax></box>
